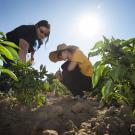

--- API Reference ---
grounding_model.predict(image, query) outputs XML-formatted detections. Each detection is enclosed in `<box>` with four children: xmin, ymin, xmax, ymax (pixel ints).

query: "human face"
<box><xmin>58</xmin><ymin>50</ymin><xmax>68</xmax><ymax>60</ymax></box>
<box><xmin>36</xmin><ymin>26</ymin><xmax>50</xmax><ymax>39</ymax></box>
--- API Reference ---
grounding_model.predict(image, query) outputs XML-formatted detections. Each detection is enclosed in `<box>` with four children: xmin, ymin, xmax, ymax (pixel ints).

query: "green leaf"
<box><xmin>93</xmin><ymin>61</ymin><xmax>102</xmax><ymax>70</ymax></box>
<box><xmin>91</xmin><ymin>41</ymin><xmax>104</xmax><ymax>50</ymax></box>
<box><xmin>0</xmin><ymin>55</ymin><xmax>6</xmax><ymax>63</ymax></box>
<box><xmin>101</xmin><ymin>79</ymin><xmax>113</xmax><ymax>98</ymax></box>
<box><xmin>121</xmin><ymin>38</ymin><xmax>135</xmax><ymax>47</ymax></box>
<box><xmin>88</xmin><ymin>49</ymin><xmax>101</xmax><ymax>57</ymax></box>
<box><xmin>0</xmin><ymin>45</ymin><xmax>14</xmax><ymax>60</ymax></box>
<box><xmin>111</xmin><ymin>38</ymin><xmax>121</xmax><ymax>46</ymax></box>
<box><xmin>103</xmin><ymin>36</ymin><xmax>109</xmax><ymax>44</ymax></box>
<box><xmin>0</xmin><ymin>32</ymin><xmax>6</xmax><ymax>39</ymax></box>
<box><xmin>43</xmin><ymin>82</ymin><xmax>50</xmax><ymax>91</ymax></box>
<box><xmin>127</xmin><ymin>38</ymin><xmax>135</xmax><ymax>44</ymax></box>
<box><xmin>128</xmin><ymin>71</ymin><xmax>135</xmax><ymax>86</ymax></box>
<box><xmin>0</xmin><ymin>67</ymin><xmax>18</xmax><ymax>81</ymax></box>
<box><xmin>6</xmin><ymin>46</ymin><xmax>19</xmax><ymax>60</ymax></box>
<box><xmin>1</xmin><ymin>41</ymin><xmax>19</xmax><ymax>49</ymax></box>
<box><xmin>92</xmin><ymin>63</ymin><xmax>105</xmax><ymax>88</ymax></box>
<box><xmin>110</xmin><ymin>64</ymin><xmax>128</xmax><ymax>81</ymax></box>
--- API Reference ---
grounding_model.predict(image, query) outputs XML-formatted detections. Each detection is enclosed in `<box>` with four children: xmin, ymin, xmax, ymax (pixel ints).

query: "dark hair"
<box><xmin>35</xmin><ymin>20</ymin><xmax>50</xmax><ymax>29</ymax></box>
<box><xmin>35</xmin><ymin>20</ymin><xmax>51</xmax><ymax>48</ymax></box>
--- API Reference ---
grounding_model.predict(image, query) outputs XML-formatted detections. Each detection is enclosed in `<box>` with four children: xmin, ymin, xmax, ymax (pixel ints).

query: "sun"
<box><xmin>77</xmin><ymin>14</ymin><xmax>102</xmax><ymax>37</ymax></box>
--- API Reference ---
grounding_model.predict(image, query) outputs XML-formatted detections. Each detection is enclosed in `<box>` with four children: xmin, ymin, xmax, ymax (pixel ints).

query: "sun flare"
<box><xmin>77</xmin><ymin>14</ymin><xmax>102</xmax><ymax>37</ymax></box>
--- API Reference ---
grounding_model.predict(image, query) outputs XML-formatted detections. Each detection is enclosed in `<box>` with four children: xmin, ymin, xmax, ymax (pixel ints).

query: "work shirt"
<box><xmin>69</xmin><ymin>48</ymin><xmax>93</xmax><ymax>77</ymax></box>
<box><xmin>6</xmin><ymin>25</ymin><xmax>42</xmax><ymax>53</ymax></box>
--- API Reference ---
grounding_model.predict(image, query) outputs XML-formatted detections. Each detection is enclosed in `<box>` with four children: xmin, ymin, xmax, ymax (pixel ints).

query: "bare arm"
<box><xmin>19</xmin><ymin>39</ymin><xmax>29</xmax><ymax>61</ymax></box>
<box><xmin>67</xmin><ymin>61</ymin><xmax>78</xmax><ymax>71</ymax></box>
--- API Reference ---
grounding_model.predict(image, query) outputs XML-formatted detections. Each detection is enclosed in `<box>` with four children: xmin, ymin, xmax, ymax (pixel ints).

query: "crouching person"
<box><xmin>49</xmin><ymin>43</ymin><xmax>93</xmax><ymax>98</ymax></box>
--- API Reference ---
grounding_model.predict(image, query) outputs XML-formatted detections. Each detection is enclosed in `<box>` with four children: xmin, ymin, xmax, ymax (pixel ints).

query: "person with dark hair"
<box><xmin>49</xmin><ymin>43</ymin><xmax>93</xmax><ymax>98</ymax></box>
<box><xmin>4</xmin><ymin>20</ymin><xmax>51</xmax><ymax>67</ymax></box>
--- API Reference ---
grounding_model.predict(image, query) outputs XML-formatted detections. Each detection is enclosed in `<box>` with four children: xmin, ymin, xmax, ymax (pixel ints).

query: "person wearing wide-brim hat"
<box><xmin>49</xmin><ymin>43</ymin><xmax>93</xmax><ymax>98</ymax></box>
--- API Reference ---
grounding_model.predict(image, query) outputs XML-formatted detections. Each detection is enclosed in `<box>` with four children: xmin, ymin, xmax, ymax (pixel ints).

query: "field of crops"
<box><xmin>0</xmin><ymin>32</ymin><xmax>135</xmax><ymax>135</ymax></box>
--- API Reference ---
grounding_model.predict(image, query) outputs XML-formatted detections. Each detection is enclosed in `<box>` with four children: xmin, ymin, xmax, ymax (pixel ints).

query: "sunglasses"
<box><xmin>39</xmin><ymin>29</ymin><xmax>49</xmax><ymax>36</ymax></box>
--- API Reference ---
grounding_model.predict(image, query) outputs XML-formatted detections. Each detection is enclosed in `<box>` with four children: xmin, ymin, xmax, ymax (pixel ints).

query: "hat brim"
<box><xmin>49</xmin><ymin>50</ymin><xmax>62</xmax><ymax>63</ymax></box>
<box><xmin>49</xmin><ymin>45</ymin><xmax>78</xmax><ymax>62</ymax></box>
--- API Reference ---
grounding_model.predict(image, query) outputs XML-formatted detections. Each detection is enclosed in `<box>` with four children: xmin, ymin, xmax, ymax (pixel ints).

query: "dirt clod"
<box><xmin>41</xmin><ymin>130</ymin><xmax>58</xmax><ymax>135</ymax></box>
<box><xmin>71</xmin><ymin>102</ymin><xmax>83</xmax><ymax>114</ymax></box>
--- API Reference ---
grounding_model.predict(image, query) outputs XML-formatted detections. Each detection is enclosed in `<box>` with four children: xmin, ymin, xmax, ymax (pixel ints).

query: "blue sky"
<box><xmin>1</xmin><ymin>0</ymin><xmax>135</xmax><ymax>73</ymax></box>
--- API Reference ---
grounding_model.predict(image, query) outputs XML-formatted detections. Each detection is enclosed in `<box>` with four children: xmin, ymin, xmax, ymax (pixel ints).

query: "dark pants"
<box><xmin>61</xmin><ymin>61</ymin><xmax>92</xmax><ymax>97</ymax></box>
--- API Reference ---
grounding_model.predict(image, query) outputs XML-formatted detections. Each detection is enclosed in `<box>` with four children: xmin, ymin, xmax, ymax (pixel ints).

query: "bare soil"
<box><xmin>0</xmin><ymin>94</ymin><xmax>135</xmax><ymax>135</ymax></box>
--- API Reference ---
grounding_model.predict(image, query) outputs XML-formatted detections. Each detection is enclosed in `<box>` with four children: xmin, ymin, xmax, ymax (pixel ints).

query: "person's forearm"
<box><xmin>19</xmin><ymin>39</ymin><xmax>29</xmax><ymax>62</ymax></box>
<box><xmin>67</xmin><ymin>61</ymin><xmax>78</xmax><ymax>71</ymax></box>
<box><xmin>19</xmin><ymin>50</ymin><xmax>27</xmax><ymax>61</ymax></box>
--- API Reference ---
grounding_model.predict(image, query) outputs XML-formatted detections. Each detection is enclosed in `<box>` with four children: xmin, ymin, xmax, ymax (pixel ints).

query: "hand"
<box><xmin>30</xmin><ymin>57</ymin><xmax>34</xmax><ymax>65</ymax></box>
<box><xmin>27</xmin><ymin>58</ymin><xmax>34</xmax><ymax>66</ymax></box>
<box><xmin>55</xmin><ymin>70</ymin><xmax>63</xmax><ymax>81</ymax></box>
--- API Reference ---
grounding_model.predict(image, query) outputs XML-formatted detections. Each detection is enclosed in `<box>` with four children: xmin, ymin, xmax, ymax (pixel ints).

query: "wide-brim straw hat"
<box><xmin>49</xmin><ymin>43</ymin><xmax>77</xmax><ymax>62</ymax></box>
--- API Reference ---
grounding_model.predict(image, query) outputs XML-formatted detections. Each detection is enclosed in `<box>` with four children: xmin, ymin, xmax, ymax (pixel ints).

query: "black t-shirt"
<box><xmin>6</xmin><ymin>25</ymin><xmax>41</xmax><ymax>53</ymax></box>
